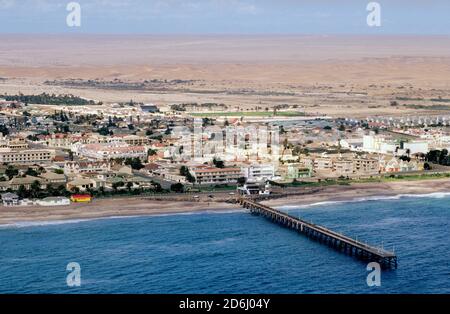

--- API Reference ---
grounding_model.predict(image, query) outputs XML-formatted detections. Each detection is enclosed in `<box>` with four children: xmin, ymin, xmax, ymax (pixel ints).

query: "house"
<box><xmin>141</xmin><ymin>163</ymin><xmax>161</xmax><ymax>176</ymax></box>
<box><xmin>112</xmin><ymin>165</ymin><xmax>133</xmax><ymax>176</ymax></box>
<box><xmin>383</xmin><ymin>158</ymin><xmax>400</xmax><ymax>173</ymax></box>
<box><xmin>70</xmin><ymin>194</ymin><xmax>92</xmax><ymax>203</ymax></box>
<box><xmin>36</xmin><ymin>197</ymin><xmax>71</xmax><ymax>207</ymax></box>
<box><xmin>0</xmin><ymin>176</ymin><xmax>47</xmax><ymax>191</ymax></box>
<box><xmin>1</xmin><ymin>192</ymin><xmax>19</xmax><ymax>206</ymax></box>
<box><xmin>103</xmin><ymin>175</ymin><xmax>155</xmax><ymax>191</ymax></box>
<box><xmin>39</xmin><ymin>172</ymin><xmax>67</xmax><ymax>185</ymax></box>
<box><xmin>66</xmin><ymin>177</ymin><xmax>97</xmax><ymax>192</ymax></box>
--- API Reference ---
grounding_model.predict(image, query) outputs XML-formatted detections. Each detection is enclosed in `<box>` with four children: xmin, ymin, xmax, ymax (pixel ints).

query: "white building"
<box><xmin>74</xmin><ymin>143</ymin><xmax>147</xmax><ymax>161</ymax></box>
<box><xmin>241</xmin><ymin>164</ymin><xmax>275</xmax><ymax>182</ymax></box>
<box><xmin>35</xmin><ymin>197</ymin><xmax>71</xmax><ymax>207</ymax></box>
<box><xmin>403</xmin><ymin>141</ymin><xmax>429</xmax><ymax>155</ymax></box>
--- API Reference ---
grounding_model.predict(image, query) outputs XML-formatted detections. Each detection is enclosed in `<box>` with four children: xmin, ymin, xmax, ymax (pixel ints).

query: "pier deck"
<box><xmin>239</xmin><ymin>199</ymin><xmax>397</xmax><ymax>269</ymax></box>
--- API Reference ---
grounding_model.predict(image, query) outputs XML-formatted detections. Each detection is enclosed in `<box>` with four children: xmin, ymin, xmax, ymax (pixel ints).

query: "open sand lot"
<box><xmin>1</xmin><ymin>35</ymin><xmax>450</xmax><ymax>118</ymax></box>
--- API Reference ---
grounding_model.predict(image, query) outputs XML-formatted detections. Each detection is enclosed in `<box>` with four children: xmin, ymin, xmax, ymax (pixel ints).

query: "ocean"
<box><xmin>0</xmin><ymin>193</ymin><xmax>449</xmax><ymax>294</ymax></box>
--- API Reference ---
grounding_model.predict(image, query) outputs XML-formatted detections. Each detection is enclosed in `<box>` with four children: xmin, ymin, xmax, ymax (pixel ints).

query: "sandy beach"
<box><xmin>1</xmin><ymin>178</ymin><xmax>449</xmax><ymax>226</ymax></box>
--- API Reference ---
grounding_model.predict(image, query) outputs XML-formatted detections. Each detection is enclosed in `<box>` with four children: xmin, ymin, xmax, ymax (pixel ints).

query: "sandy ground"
<box><xmin>263</xmin><ymin>178</ymin><xmax>450</xmax><ymax>207</ymax></box>
<box><xmin>1</xmin><ymin>178</ymin><xmax>450</xmax><ymax>226</ymax></box>
<box><xmin>0</xmin><ymin>199</ymin><xmax>241</xmax><ymax>226</ymax></box>
<box><xmin>1</xmin><ymin>35</ymin><xmax>450</xmax><ymax>118</ymax></box>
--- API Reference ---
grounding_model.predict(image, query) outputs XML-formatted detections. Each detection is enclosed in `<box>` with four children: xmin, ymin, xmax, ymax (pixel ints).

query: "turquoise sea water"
<box><xmin>0</xmin><ymin>193</ymin><xmax>449</xmax><ymax>293</ymax></box>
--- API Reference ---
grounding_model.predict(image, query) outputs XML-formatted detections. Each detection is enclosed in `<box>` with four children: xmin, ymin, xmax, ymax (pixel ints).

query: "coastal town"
<box><xmin>1</xmin><ymin>0</ymin><xmax>450</xmax><ymax>298</ymax></box>
<box><xmin>1</xmin><ymin>94</ymin><xmax>450</xmax><ymax>210</ymax></box>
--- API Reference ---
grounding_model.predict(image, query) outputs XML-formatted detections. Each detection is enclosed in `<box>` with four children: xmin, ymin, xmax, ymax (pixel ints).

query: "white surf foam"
<box><xmin>277</xmin><ymin>192</ymin><xmax>450</xmax><ymax>210</ymax></box>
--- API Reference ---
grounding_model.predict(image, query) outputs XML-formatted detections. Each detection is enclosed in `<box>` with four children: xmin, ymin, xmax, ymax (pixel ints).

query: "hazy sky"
<box><xmin>0</xmin><ymin>0</ymin><xmax>449</xmax><ymax>34</ymax></box>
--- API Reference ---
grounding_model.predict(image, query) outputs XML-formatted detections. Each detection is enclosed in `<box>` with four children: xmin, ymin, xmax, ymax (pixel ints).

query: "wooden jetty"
<box><xmin>239</xmin><ymin>198</ymin><xmax>398</xmax><ymax>269</ymax></box>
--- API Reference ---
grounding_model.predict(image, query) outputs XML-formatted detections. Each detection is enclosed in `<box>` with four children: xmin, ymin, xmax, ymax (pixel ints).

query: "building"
<box><xmin>353</xmin><ymin>156</ymin><xmax>379</xmax><ymax>175</ymax></box>
<box><xmin>70</xmin><ymin>194</ymin><xmax>92</xmax><ymax>203</ymax></box>
<box><xmin>0</xmin><ymin>176</ymin><xmax>47</xmax><ymax>192</ymax></box>
<box><xmin>1</xmin><ymin>192</ymin><xmax>19</xmax><ymax>206</ymax></box>
<box><xmin>111</xmin><ymin>134</ymin><xmax>149</xmax><ymax>146</ymax></box>
<box><xmin>363</xmin><ymin>134</ymin><xmax>398</xmax><ymax>154</ymax></box>
<box><xmin>190</xmin><ymin>166</ymin><xmax>242</xmax><ymax>185</ymax></box>
<box><xmin>5</xmin><ymin>137</ymin><xmax>28</xmax><ymax>150</ymax></box>
<box><xmin>403</xmin><ymin>141</ymin><xmax>429</xmax><ymax>155</ymax></box>
<box><xmin>35</xmin><ymin>197</ymin><xmax>71</xmax><ymax>207</ymax></box>
<box><xmin>0</xmin><ymin>148</ymin><xmax>55</xmax><ymax>164</ymax></box>
<box><xmin>241</xmin><ymin>164</ymin><xmax>275</xmax><ymax>182</ymax></box>
<box><xmin>277</xmin><ymin>163</ymin><xmax>311</xmax><ymax>180</ymax></box>
<box><xmin>237</xmin><ymin>181</ymin><xmax>271</xmax><ymax>196</ymax></box>
<box><xmin>66</xmin><ymin>177</ymin><xmax>97</xmax><ymax>192</ymax></box>
<box><xmin>305</xmin><ymin>153</ymin><xmax>380</xmax><ymax>177</ymax></box>
<box><xmin>39</xmin><ymin>172</ymin><xmax>67</xmax><ymax>185</ymax></box>
<box><xmin>75</xmin><ymin>143</ymin><xmax>147</xmax><ymax>161</ymax></box>
<box><xmin>64</xmin><ymin>161</ymin><xmax>111</xmax><ymax>175</ymax></box>
<box><xmin>141</xmin><ymin>104</ymin><xmax>159</xmax><ymax>113</ymax></box>
<box><xmin>39</xmin><ymin>133</ymin><xmax>82</xmax><ymax>149</ymax></box>
<box><xmin>332</xmin><ymin>159</ymin><xmax>354</xmax><ymax>175</ymax></box>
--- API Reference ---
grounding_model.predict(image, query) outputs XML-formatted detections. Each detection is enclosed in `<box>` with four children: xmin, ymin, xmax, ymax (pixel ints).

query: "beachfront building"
<box><xmin>237</xmin><ymin>181</ymin><xmax>271</xmax><ymax>196</ymax></box>
<box><xmin>304</xmin><ymin>153</ymin><xmax>380</xmax><ymax>177</ymax></box>
<box><xmin>241</xmin><ymin>164</ymin><xmax>275</xmax><ymax>182</ymax></box>
<box><xmin>70</xmin><ymin>194</ymin><xmax>92</xmax><ymax>203</ymax></box>
<box><xmin>0</xmin><ymin>148</ymin><xmax>55</xmax><ymax>165</ymax></box>
<box><xmin>190</xmin><ymin>166</ymin><xmax>242</xmax><ymax>185</ymax></box>
<box><xmin>0</xmin><ymin>192</ymin><xmax>20</xmax><ymax>207</ymax></box>
<box><xmin>276</xmin><ymin>163</ymin><xmax>312</xmax><ymax>180</ymax></box>
<box><xmin>35</xmin><ymin>197</ymin><xmax>71</xmax><ymax>207</ymax></box>
<box><xmin>66</xmin><ymin>177</ymin><xmax>97</xmax><ymax>192</ymax></box>
<box><xmin>353</xmin><ymin>155</ymin><xmax>379</xmax><ymax>175</ymax></box>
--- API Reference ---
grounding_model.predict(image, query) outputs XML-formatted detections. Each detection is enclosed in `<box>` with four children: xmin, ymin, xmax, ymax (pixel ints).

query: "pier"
<box><xmin>239</xmin><ymin>199</ymin><xmax>398</xmax><ymax>269</ymax></box>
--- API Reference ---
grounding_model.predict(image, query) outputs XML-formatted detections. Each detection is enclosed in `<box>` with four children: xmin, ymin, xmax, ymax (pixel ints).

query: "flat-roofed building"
<box><xmin>190</xmin><ymin>166</ymin><xmax>242</xmax><ymax>185</ymax></box>
<box><xmin>241</xmin><ymin>164</ymin><xmax>275</xmax><ymax>182</ymax></box>
<box><xmin>35</xmin><ymin>197</ymin><xmax>71</xmax><ymax>207</ymax></box>
<box><xmin>0</xmin><ymin>148</ymin><xmax>55</xmax><ymax>165</ymax></box>
<box><xmin>75</xmin><ymin>143</ymin><xmax>147</xmax><ymax>161</ymax></box>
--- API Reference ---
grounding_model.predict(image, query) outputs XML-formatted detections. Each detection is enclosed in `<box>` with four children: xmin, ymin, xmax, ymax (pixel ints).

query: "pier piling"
<box><xmin>239</xmin><ymin>198</ymin><xmax>397</xmax><ymax>270</ymax></box>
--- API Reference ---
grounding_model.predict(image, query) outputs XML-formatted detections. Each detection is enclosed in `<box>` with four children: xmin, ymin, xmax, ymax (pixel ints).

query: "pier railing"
<box><xmin>239</xmin><ymin>198</ymin><xmax>398</xmax><ymax>269</ymax></box>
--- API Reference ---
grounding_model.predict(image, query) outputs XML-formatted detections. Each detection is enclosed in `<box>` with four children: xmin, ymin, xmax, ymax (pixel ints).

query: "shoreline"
<box><xmin>1</xmin><ymin>178</ymin><xmax>450</xmax><ymax>227</ymax></box>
